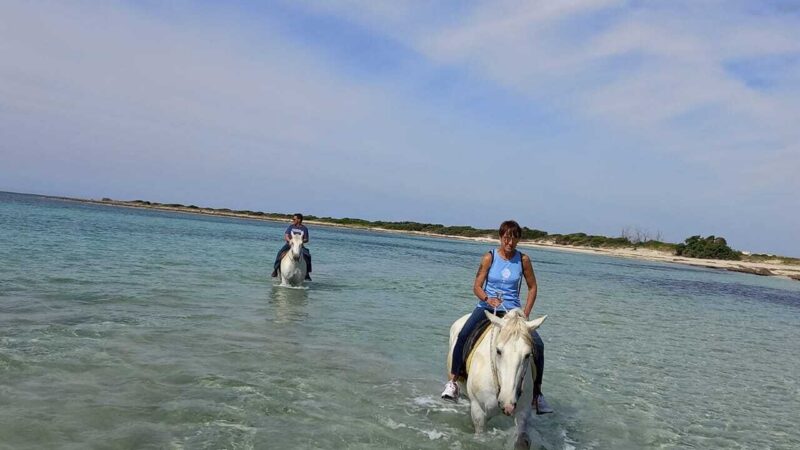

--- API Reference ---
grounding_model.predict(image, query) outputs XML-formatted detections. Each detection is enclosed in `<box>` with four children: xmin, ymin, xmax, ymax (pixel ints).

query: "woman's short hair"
<box><xmin>499</xmin><ymin>220</ymin><xmax>522</xmax><ymax>238</ymax></box>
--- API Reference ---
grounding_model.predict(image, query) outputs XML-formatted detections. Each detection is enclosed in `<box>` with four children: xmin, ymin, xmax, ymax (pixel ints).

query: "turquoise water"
<box><xmin>1</xmin><ymin>191</ymin><xmax>798</xmax><ymax>449</ymax></box>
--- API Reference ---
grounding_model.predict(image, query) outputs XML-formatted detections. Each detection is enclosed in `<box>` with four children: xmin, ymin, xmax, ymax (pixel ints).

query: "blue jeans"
<box><xmin>450</xmin><ymin>306</ymin><xmax>545</xmax><ymax>395</ymax></box>
<box><xmin>273</xmin><ymin>244</ymin><xmax>311</xmax><ymax>272</ymax></box>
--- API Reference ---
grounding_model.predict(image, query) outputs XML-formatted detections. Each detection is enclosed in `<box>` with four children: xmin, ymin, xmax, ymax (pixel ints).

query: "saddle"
<box><xmin>456</xmin><ymin>308</ymin><xmax>511</xmax><ymax>381</ymax></box>
<box><xmin>456</xmin><ymin>320</ymin><xmax>492</xmax><ymax>381</ymax></box>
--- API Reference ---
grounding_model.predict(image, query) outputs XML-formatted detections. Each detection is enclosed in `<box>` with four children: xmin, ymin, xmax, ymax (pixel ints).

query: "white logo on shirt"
<box><xmin>501</xmin><ymin>268</ymin><xmax>511</xmax><ymax>280</ymax></box>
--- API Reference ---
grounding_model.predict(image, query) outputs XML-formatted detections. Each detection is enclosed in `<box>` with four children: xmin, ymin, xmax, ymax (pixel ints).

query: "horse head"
<box><xmin>484</xmin><ymin>309</ymin><xmax>547</xmax><ymax>416</ymax></box>
<box><xmin>288</xmin><ymin>233</ymin><xmax>304</xmax><ymax>261</ymax></box>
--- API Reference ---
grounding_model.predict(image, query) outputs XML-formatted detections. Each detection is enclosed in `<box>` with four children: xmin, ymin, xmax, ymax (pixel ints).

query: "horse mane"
<box><xmin>497</xmin><ymin>309</ymin><xmax>533</xmax><ymax>346</ymax></box>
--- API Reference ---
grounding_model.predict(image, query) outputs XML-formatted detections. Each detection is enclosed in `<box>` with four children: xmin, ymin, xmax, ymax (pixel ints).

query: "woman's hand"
<box><xmin>486</xmin><ymin>297</ymin><xmax>503</xmax><ymax>309</ymax></box>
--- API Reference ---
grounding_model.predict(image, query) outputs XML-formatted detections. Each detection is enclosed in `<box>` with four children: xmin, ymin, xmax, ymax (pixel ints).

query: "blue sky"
<box><xmin>2</xmin><ymin>0</ymin><xmax>799</xmax><ymax>256</ymax></box>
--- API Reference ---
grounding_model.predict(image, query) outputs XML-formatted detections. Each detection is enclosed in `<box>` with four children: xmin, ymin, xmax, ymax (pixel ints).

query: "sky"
<box><xmin>1</xmin><ymin>0</ymin><xmax>799</xmax><ymax>256</ymax></box>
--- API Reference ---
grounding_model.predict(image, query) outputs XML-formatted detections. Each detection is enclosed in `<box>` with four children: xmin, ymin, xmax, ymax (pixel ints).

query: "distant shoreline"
<box><xmin>20</xmin><ymin>193</ymin><xmax>800</xmax><ymax>282</ymax></box>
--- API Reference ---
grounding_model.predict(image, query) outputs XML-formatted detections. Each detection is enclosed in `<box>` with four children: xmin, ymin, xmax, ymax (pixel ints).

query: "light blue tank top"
<box><xmin>480</xmin><ymin>249</ymin><xmax>524</xmax><ymax>310</ymax></box>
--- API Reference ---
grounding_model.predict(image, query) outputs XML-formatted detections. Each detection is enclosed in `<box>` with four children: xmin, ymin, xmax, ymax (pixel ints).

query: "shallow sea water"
<box><xmin>1</xmin><ymin>192</ymin><xmax>798</xmax><ymax>449</ymax></box>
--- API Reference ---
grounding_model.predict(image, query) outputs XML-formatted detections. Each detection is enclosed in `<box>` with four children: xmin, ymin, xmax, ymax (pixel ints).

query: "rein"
<box><xmin>487</xmin><ymin>304</ymin><xmax>506</xmax><ymax>393</ymax></box>
<box><xmin>489</xmin><ymin>325</ymin><xmax>500</xmax><ymax>394</ymax></box>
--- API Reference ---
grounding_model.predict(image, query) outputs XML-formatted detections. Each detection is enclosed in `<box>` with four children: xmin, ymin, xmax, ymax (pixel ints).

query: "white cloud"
<box><xmin>0</xmin><ymin>1</ymin><xmax>372</xmax><ymax>152</ymax></box>
<box><xmin>0</xmin><ymin>1</ymin><xmax>533</xmax><ymax>216</ymax></box>
<box><xmin>411</xmin><ymin>3</ymin><xmax>799</xmax><ymax>189</ymax></box>
<box><xmin>2</xmin><ymin>0</ymin><xmax>799</xmax><ymax>254</ymax></box>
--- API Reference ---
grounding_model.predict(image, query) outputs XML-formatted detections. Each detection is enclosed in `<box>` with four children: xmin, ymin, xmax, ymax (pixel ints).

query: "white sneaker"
<box><xmin>534</xmin><ymin>394</ymin><xmax>553</xmax><ymax>414</ymax></box>
<box><xmin>441</xmin><ymin>381</ymin><xmax>459</xmax><ymax>402</ymax></box>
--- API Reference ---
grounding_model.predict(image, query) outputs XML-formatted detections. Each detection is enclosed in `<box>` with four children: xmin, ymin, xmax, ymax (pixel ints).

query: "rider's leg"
<box><xmin>449</xmin><ymin>306</ymin><xmax>490</xmax><ymax>381</ymax></box>
<box><xmin>442</xmin><ymin>306</ymin><xmax>492</xmax><ymax>400</ymax></box>
<box><xmin>303</xmin><ymin>248</ymin><xmax>311</xmax><ymax>273</ymax></box>
<box><xmin>531</xmin><ymin>330</ymin><xmax>544</xmax><ymax>396</ymax></box>
<box><xmin>530</xmin><ymin>329</ymin><xmax>553</xmax><ymax>413</ymax></box>
<box><xmin>272</xmin><ymin>243</ymin><xmax>291</xmax><ymax>275</ymax></box>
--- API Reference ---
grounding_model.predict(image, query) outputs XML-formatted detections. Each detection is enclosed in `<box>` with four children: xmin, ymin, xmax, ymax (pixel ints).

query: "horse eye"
<box><xmin>496</xmin><ymin>349</ymin><xmax>502</xmax><ymax>356</ymax></box>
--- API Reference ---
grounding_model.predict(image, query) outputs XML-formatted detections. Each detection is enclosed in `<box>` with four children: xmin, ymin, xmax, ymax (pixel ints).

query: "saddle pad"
<box><xmin>457</xmin><ymin>319</ymin><xmax>492</xmax><ymax>381</ymax></box>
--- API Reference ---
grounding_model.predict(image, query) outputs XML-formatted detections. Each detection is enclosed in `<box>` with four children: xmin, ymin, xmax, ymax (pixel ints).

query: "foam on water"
<box><xmin>411</xmin><ymin>395</ymin><xmax>460</xmax><ymax>413</ymax></box>
<box><xmin>275</xmin><ymin>283</ymin><xmax>310</xmax><ymax>290</ymax></box>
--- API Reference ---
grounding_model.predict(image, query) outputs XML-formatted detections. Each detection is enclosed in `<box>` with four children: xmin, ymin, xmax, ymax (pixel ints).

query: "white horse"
<box><xmin>447</xmin><ymin>309</ymin><xmax>547</xmax><ymax>448</ymax></box>
<box><xmin>278</xmin><ymin>233</ymin><xmax>307</xmax><ymax>286</ymax></box>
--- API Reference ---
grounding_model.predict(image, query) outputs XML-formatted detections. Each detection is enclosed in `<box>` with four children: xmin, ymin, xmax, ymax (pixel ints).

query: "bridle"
<box><xmin>488</xmin><ymin>308</ymin><xmax>531</xmax><ymax>399</ymax></box>
<box><xmin>289</xmin><ymin>234</ymin><xmax>304</xmax><ymax>260</ymax></box>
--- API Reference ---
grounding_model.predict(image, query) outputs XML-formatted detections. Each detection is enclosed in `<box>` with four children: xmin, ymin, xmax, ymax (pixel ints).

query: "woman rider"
<box><xmin>441</xmin><ymin>220</ymin><xmax>552</xmax><ymax>414</ymax></box>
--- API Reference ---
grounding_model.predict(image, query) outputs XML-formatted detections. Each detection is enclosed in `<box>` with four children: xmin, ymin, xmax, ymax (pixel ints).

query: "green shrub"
<box><xmin>675</xmin><ymin>235</ymin><xmax>741</xmax><ymax>260</ymax></box>
<box><xmin>522</xmin><ymin>227</ymin><xmax>548</xmax><ymax>240</ymax></box>
<box><xmin>638</xmin><ymin>240</ymin><xmax>678</xmax><ymax>252</ymax></box>
<box><xmin>546</xmin><ymin>233</ymin><xmax>631</xmax><ymax>248</ymax></box>
<box><xmin>743</xmin><ymin>253</ymin><xmax>800</xmax><ymax>264</ymax></box>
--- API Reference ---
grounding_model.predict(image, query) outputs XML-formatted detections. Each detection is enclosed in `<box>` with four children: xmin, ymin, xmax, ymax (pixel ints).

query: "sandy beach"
<box><xmin>516</xmin><ymin>241</ymin><xmax>800</xmax><ymax>281</ymax></box>
<box><xmin>75</xmin><ymin>197</ymin><xmax>800</xmax><ymax>282</ymax></box>
<box><xmin>366</xmin><ymin>225</ymin><xmax>800</xmax><ymax>281</ymax></box>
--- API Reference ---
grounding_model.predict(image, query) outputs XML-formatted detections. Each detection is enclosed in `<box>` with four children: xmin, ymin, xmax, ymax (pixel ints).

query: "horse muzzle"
<box><xmin>502</xmin><ymin>402</ymin><xmax>516</xmax><ymax>416</ymax></box>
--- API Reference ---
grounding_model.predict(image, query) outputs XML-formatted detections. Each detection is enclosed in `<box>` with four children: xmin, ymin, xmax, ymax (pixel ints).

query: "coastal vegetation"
<box><xmin>113</xmin><ymin>198</ymin><xmax>787</xmax><ymax>263</ymax></box>
<box><xmin>741</xmin><ymin>253</ymin><xmax>800</xmax><ymax>265</ymax></box>
<box><xmin>675</xmin><ymin>235</ymin><xmax>741</xmax><ymax>260</ymax></box>
<box><xmin>547</xmin><ymin>232</ymin><xmax>638</xmax><ymax>248</ymax></box>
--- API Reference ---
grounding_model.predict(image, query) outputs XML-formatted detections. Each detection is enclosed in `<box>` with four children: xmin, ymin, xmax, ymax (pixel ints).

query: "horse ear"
<box><xmin>484</xmin><ymin>310</ymin><xmax>505</xmax><ymax>327</ymax></box>
<box><xmin>525</xmin><ymin>315</ymin><xmax>547</xmax><ymax>330</ymax></box>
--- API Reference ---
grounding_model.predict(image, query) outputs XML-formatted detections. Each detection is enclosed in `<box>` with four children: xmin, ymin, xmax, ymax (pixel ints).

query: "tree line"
<box><xmin>117</xmin><ymin>199</ymin><xmax>782</xmax><ymax>262</ymax></box>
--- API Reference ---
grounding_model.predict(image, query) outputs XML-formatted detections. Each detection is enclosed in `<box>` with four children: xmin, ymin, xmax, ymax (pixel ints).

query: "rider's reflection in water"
<box><xmin>269</xmin><ymin>285</ymin><xmax>309</xmax><ymax>324</ymax></box>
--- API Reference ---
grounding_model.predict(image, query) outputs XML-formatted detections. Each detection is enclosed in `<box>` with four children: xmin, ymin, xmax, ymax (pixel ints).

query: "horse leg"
<box><xmin>279</xmin><ymin>255</ymin><xmax>291</xmax><ymax>284</ymax></box>
<box><xmin>515</xmin><ymin>434</ymin><xmax>531</xmax><ymax>450</ymax></box>
<box><xmin>515</xmin><ymin>372</ymin><xmax>535</xmax><ymax>449</ymax></box>
<box><xmin>514</xmin><ymin>408</ymin><xmax>533</xmax><ymax>449</ymax></box>
<box><xmin>470</xmin><ymin>401</ymin><xmax>487</xmax><ymax>434</ymax></box>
